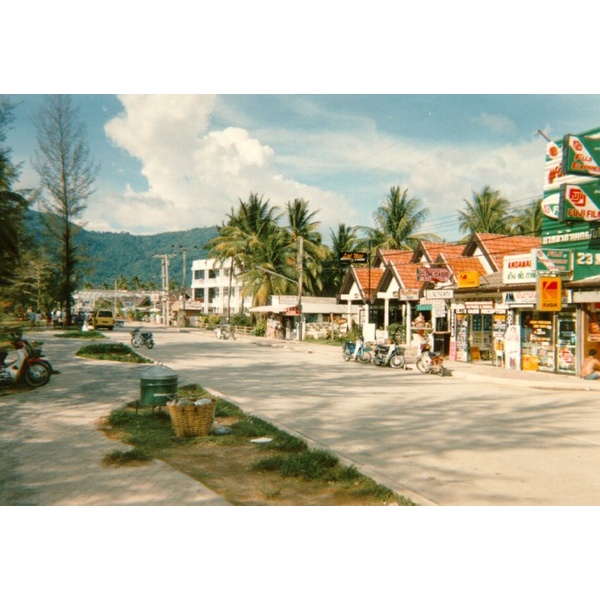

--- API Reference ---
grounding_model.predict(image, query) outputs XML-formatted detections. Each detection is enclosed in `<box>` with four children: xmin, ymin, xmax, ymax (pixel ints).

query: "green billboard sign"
<box><xmin>562</xmin><ymin>134</ymin><xmax>600</xmax><ymax>178</ymax></box>
<box><xmin>559</xmin><ymin>180</ymin><xmax>600</xmax><ymax>222</ymax></box>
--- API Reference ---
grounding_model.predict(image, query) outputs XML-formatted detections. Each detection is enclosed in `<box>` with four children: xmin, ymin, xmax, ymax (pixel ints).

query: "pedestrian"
<box><xmin>581</xmin><ymin>349</ymin><xmax>600</xmax><ymax>380</ymax></box>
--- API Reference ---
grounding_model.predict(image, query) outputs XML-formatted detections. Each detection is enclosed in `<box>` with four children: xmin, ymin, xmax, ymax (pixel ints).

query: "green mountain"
<box><xmin>26</xmin><ymin>210</ymin><xmax>218</xmax><ymax>288</ymax></box>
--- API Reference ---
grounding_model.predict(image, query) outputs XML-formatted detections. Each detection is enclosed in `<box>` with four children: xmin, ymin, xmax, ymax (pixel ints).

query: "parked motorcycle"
<box><xmin>131</xmin><ymin>327</ymin><xmax>155</xmax><ymax>349</ymax></box>
<box><xmin>0</xmin><ymin>331</ymin><xmax>53</xmax><ymax>388</ymax></box>
<box><xmin>415</xmin><ymin>342</ymin><xmax>448</xmax><ymax>376</ymax></box>
<box><xmin>372</xmin><ymin>342</ymin><xmax>406</xmax><ymax>369</ymax></box>
<box><xmin>215</xmin><ymin>324</ymin><xmax>236</xmax><ymax>340</ymax></box>
<box><xmin>342</xmin><ymin>337</ymin><xmax>372</xmax><ymax>364</ymax></box>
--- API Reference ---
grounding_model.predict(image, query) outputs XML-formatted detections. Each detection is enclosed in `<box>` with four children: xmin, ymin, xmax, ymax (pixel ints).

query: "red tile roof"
<box><xmin>472</xmin><ymin>234</ymin><xmax>540</xmax><ymax>270</ymax></box>
<box><xmin>353</xmin><ymin>267</ymin><xmax>383</xmax><ymax>295</ymax></box>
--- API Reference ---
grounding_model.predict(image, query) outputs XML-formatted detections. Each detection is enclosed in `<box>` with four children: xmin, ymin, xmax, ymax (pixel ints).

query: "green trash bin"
<box><xmin>140</xmin><ymin>364</ymin><xmax>178</xmax><ymax>407</ymax></box>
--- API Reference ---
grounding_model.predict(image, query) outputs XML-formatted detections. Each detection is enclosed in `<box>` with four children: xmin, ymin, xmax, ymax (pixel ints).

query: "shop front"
<box><xmin>449</xmin><ymin>295</ymin><xmax>506</xmax><ymax>362</ymax></box>
<box><xmin>519</xmin><ymin>309</ymin><xmax>577</xmax><ymax>374</ymax></box>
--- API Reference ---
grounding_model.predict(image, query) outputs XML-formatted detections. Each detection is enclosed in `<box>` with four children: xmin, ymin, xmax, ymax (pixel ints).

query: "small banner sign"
<box><xmin>417</xmin><ymin>267</ymin><xmax>451</xmax><ymax>282</ymax></box>
<box><xmin>532</xmin><ymin>248</ymin><xmax>572</xmax><ymax>273</ymax></box>
<box><xmin>562</xmin><ymin>134</ymin><xmax>600</xmax><ymax>178</ymax></box>
<box><xmin>339</xmin><ymin>251</ymin><xmax>368</xmax><ymax>263</ymax></box>
<box><xmin>537</xmin><ymin>276</ymin><xmax>562</xmax><ymax>311</ymax></box>
<box><xmin>457</xmin><ymin>271</ymin><xmax>480</xmax><ymax>288</ymax></box>
<box><xmin>559</xmin><ymin>180</ymin><xmax>600</xmax><ymax>221</ymax></box>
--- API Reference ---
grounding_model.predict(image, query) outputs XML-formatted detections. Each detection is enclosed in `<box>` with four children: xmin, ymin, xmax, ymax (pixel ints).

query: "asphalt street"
<box><xmin>2</xmin><ymin>324</ymin><xmax>600</xmax><ymax>506</ymax></box>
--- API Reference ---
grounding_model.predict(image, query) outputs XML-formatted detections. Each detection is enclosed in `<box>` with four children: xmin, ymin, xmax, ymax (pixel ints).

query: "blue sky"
<box><xmin>6</xmin><ymin>94</ymin><xmax>600</xmax><ymax>243</ymax></box>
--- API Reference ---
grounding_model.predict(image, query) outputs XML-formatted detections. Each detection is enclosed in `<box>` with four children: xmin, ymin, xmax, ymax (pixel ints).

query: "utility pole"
<box><xmin>297</xmin><ymin>236</ymin><xmax>304</xmax><ymax>341</ymax></box>
<box><xmin>153</xmin><ymin>253</ymin><xmax>176</xmax><ymax>326</ymax></box>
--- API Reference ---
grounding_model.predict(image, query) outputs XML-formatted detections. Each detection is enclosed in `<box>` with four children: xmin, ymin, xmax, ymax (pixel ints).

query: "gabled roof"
<box><xmin>340</xmin><ymin>266</ymin><xmax>383</xmax><ymax>301</ymax></box>
<box><xmin>464</xmin><ymin>233</ymin><xmax>540</xmax><ymax>271</ymax></box>
<box><xmin>375</xmin><ymin>249</ymin><xmax>414</xmax><ymax>268</ymax></box>
<box><xmin>412</xmin><ymin>241</ymin><xmax>466</xmax><ymax>264</ymax></box>
<box><xmin>437</xmin><ymin>254</ymin><xmax>489</xmax><ymax>279</ymax></box>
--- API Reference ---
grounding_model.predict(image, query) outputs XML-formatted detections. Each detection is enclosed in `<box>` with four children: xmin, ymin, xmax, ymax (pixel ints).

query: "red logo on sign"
<box><xmin>573</xmin><ymin>140</ymin><xmax>583</xmax><ymax>151</ymax></box>
<box><xmin>568</xmin><ymin>188</ymin><xmax>587</xmax><ymax>206</ymax></box>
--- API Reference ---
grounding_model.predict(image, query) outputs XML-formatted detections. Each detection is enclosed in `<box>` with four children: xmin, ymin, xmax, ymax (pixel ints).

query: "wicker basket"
<box><xmin>167</xmin><ymin>399</ymin><xmax>216</xmax><ymax>437</ymax></box>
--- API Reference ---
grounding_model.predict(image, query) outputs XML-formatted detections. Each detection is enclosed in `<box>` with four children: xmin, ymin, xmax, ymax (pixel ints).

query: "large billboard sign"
<box><xmin>559</xmin><ymin>181</ymin><xmax>600</xmax><ymax>222</ymax></box>
<box><xmin>563</xmin><ymin>135</ymin><xmax>600</xmax><ymax>178</ymax></box>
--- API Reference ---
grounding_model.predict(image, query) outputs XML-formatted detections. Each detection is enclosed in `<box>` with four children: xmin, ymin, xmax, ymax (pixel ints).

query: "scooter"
<box><xmin>372</xmin><ymin>342</ymin><xmax>406</xmax><ymax>369</ymax></box>
<box><xmin>0</xmin><ymin>331</ymin><xmax>53</xmax><ymax>388</ymax></box>
<box><xmin>342</xmin><ymin>337</ymin><xmax>372</xmax><ymax>364</ymax></box>
<box><xmin>131</xmin><ymin>327</ymin><xmax>155</xmax><ymax>349</ymax></box>
<box><xmin>215</xmin><ymin>324</ymin><xmax>236</xmax><ymax>340</ymax></box>
<box><xmin>415</xmin><ymin>342</ymin><xmax>448</xmax><ymax>376</ymax></box>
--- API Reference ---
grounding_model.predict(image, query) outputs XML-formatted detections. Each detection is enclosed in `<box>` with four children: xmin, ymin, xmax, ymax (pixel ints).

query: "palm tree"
<box><xmin>206</xmin><ymin>192</ymin><xmax>286</xmax><ymax>307</ymax></box>
<box><xmin>511</xmin><ymin>198</ymin><xmax>542</xmax><ymax>237</ymax></box>
<box><xmin>284</xmin><ymin>198</ymin><xmax>329</xmax><ymax>295</ymax></box>
<box><xmin>322</xmin><ymin>223</ymin><xmax>362</xmax><ymax>295</ymax></box>
<box><xmin>362</xmin><ymin>186</ymin><xmax>440</xmax><ymax>252</ymax></box>
<box><xmin>458</xmin><ymin>185</ymin><xmax>512</xmax><ymax>235</ymax></box>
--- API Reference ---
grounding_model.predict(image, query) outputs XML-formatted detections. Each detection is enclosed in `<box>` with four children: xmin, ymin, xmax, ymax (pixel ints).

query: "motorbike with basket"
<box><xmin>415</xmin><ymin>342</ymin><xmax>448</xmax><ymax>376</ymax></box>
<box><xmin>372</xmin><ymin>341</ymin><xmax>406</xmax><ymax>369</ymax></box>
<box><xmin>0</xmin><ymin>331</ymin><xmax>53</xmax><ymax>388</ymax></box>
<box><xmin>131</xmin><ymin>327</ymin><xmax>155</xmax><ymax>349</ymax></box>
<box><xmin>342</xmin><ymin>336</ymin><xmax>372</xmax><ymax>364</ymax></box>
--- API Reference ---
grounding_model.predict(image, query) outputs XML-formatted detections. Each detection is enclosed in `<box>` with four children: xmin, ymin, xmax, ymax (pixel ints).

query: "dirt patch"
<box><xmin>101</xmin><ymin>408</ymin><xmax>412</xmax><ymax>506</ymax></box>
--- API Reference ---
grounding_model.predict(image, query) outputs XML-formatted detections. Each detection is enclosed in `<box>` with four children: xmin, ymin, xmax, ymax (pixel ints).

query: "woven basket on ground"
<box><xmin>167</xmin><ymin>399</ymin><xmax>216</xmax><ymax>437</ymax></box>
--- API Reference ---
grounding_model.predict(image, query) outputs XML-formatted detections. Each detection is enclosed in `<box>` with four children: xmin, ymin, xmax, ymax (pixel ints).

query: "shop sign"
<box><xmin>502</xmin><ymin>254</ymin><xmax>535</xmax><ymax>284</ymax></box>
<box><xmin>563</xmin><ymin>134</ymin><xmax>600</xmax><ymax>178</ymax></box>
<box><xmin>503</xmin><ymin>291</ymin><xmax>537</xmax><ymax>305</ymax></box>
<box><xmin>425</xmin><ymin>289</ymin><xmax>454</xmax><ymax>299</ymax></box>
<box><xmin>285</xmin><ymin>306</ymin><xmax>300</xmax><ymax>316</ymax></box>
<box><xmin>464</xmin><ymin>301</ymin><xmax>494</xmax><ymax>311</ymax></box>
<box><xmin>339</xmin><ymin>251</ymin><xmax>368</xmax><ymax>263</ymax></box>
<box><xmin>532</xmin><ymin>248</ymin><xmax>572</xmax><ymax>273</ymax></box>
<box><xmin>536</xmin><ymin>276</ymin><xmax>562</xmax><ymax>311</ymax></box>
<box><xmin>457</xmin><ymin>271</ymin><xmax>480</xmax><ymax>288</ymax></box>
<box><xmin>399</xmin><ymin>288</ymin><xmax>419</xmax><ymax>301</ymax></box>
<box><xmin>417</xmin><ymin>267</ymin><xmax>451</xmax><ymax>282</ymax></box>
<box><xmin>559</xmin><ymin>181</ymin><xmax>600</xmax><ymax>222</ymax></box>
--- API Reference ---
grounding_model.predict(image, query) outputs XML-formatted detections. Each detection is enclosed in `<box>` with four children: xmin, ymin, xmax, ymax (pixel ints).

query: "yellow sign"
<box><xmin>537</xmin><ymin>276</ymin><xmax>562</xmax><ymax>311</ymax></box>
<box><xmin>457</xmin><ymin>271</ymin><xmax>480</xmax><ymax>288</ymax></box>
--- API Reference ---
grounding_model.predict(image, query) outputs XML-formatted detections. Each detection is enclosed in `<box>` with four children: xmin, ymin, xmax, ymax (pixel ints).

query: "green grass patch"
<box><xmin>103</xmin><ymin>385</ymin><xmax>416</xmax><ymax>506</ymax></box>
<box><xmin>76</xmin><ymin>342</ymin><xmax>152</xmax><ymax>363</ymax></box>
<box><xmin>54</xmin><ymin>330</ymin><xmax>106</xmax><ymax>340</ymax></box>
<box><xmin>102</xmin><ymin>447</ymin><xmax>151</xmax><ymax>467</ymax></box>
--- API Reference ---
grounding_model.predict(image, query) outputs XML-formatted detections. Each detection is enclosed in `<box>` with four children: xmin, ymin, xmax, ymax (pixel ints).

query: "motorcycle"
<box><xmin>215</xmin><ymin>324</ymin><xmax>236</xmax><ymax>340</ymax></box>
<box><xmin>372</xmin><ymin>342</ymin><xmax>406</xmax><ymax>369</ymax></box>
<box><xmin>0</xmin><ymin>331</ymin><xmax>53</xmax><ymax>388</ymax></box>
<box><xmin>342</xmin><ymin>337</ymin><xmax>372</xmax><ymax>364</ymax></box>
<box><xmin>415</xmin><ymin>342</ymin><xmax>448</xmax><ymax>376</ymax></box>
<box><xmin>131</xmin><ymin>327</ymin><xmax>155</xmax><ymax>349</ymax></box>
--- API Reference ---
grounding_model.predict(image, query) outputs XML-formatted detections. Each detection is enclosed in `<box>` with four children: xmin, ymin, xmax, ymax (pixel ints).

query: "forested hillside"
<box><xmin>26</xmin><ymin>210</ymin><xmax>217</xmax><ymax>288</ymax></box>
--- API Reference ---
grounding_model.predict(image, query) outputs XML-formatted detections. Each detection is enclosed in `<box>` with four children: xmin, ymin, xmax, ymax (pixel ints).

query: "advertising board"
<box><xmin>559</xmin><ymin>180</ymin><xmax>600</xmax><ymax>222</ymax></box>
<box><xmin>562</xmin><ymin>134</ymin><xmax>600</xmax><ymax>178</ymax></box>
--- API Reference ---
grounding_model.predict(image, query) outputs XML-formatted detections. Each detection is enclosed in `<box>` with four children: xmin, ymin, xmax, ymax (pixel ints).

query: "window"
<box><xmin>194</xmin><ymin>289</ymin><xmax>205</xmax><ymax>301</ymax></box>
<box><xmin>194</xmin><ymin>269</ymin><xmax>205</xmax><ymax>280</ymax></box>
<box><xmin>209</xmin><ymin>269</ymin><xmax>219</xmax><ymax>279</ymax></box>
<box><xmin>209</xmin><ymin>288</ymin><xmax>220</xmax><ymax>301</ymax></box>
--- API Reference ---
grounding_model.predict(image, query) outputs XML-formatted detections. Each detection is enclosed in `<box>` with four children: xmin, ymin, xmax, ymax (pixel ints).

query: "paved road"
<box><xmin>3</xmin><ymin>325</ymin><xmax>600</xmax><ymax>506</ymax></box>
<box><xmin>114</xmin><ymin>326</ymin><xmax>600</xmax><ymax>506</ymax></box>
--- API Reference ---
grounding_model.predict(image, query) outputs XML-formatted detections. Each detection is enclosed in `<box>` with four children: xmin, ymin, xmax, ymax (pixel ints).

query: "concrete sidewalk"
<box><xmin>0</xmin><ymin>332</ymin><xmax>229</xmax><ymax>506</ymax></box>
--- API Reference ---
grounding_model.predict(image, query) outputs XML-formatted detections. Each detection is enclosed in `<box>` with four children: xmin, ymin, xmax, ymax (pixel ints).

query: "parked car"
<box><xmin>93</xmin><ymin>309</ymin><xmax>115</xmax><ymax>330</ymax></box>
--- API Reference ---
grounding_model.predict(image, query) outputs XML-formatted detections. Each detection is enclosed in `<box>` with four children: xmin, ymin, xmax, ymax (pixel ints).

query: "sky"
<box><xmin>6</xmin><ymin>94</ymin><xmax>600</xmax><ymax>243</ymax></box>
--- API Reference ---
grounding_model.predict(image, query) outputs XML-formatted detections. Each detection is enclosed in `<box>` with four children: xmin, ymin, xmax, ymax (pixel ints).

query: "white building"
<box><xmin>190</xmin><ymin>257</ymin><xmax>251</xmax><ymax>316</ymax></box>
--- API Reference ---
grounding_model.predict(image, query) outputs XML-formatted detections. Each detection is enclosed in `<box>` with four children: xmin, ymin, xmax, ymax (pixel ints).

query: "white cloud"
<box><xmin>472</xmin><ymin>112</ymin><xmax>518</xmax><ymax>134</ymax></box>
<box><xmin>90</xmin><ymin>94</ymin><xmax>356</xmax><ymax>235</ymax></box>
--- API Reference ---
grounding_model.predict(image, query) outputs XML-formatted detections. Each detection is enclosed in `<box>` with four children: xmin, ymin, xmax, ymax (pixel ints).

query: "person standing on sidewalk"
<box><xmin>581</xmin><ymin>349</ymin><xmax>600</xmax><ymax>380</ymax></box>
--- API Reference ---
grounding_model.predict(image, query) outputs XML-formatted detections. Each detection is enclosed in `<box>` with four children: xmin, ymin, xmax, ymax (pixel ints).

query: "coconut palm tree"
<box><xmin>511</xmin><ymin>198</ymin><xmax>543</xmax><ymax>237</ymax></box>
<box><xmin>284</xmin><ymin>198</ymin><xmax>330</xmax><ymax>295</ymax></box>
<box><xmin>321</xmin><ymin>223</ymin><xmax>363</xmax><ymax>296</ymax></box>
<box><xmin>206</xmin><ymin>192</ymin><xmax>287</xmax><ymax>307</ymax></box>
<box><xmin>362</xmin><ymin>186</ymin><xmax>440</xmax><ymax>253</ymax></box>
<box><xmin>458</xmin><ymin>185</ymin><xmax>512</xmax><ymax>235</ymax></box>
